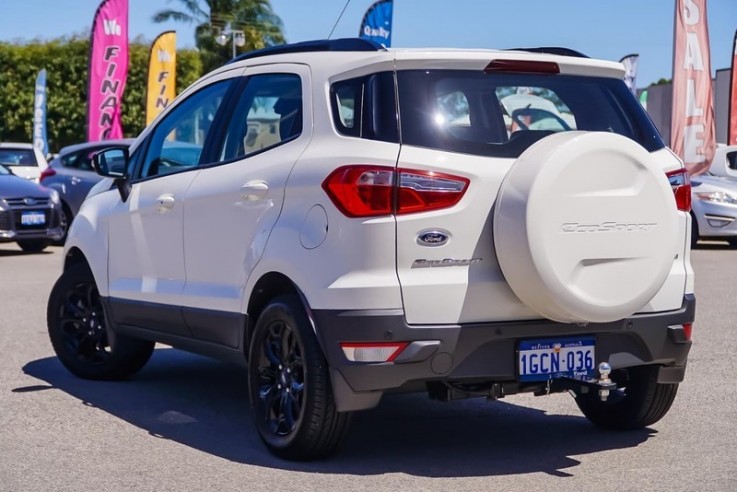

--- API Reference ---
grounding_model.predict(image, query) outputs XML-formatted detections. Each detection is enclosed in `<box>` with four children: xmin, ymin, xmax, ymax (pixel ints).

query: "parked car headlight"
<box><xmin>48</xmin><ymin>189</ymin><xmax>60</xmax><ymax>204</ymax></box>
<box><xmin>694</xmin><ymin>191</ymin><xmax>737</xmax><ymax>205</ymax></box>
<box><xmin>0</xmin><ymin>198</ymin><xmax>8</xmax><ymax>211</ymax></box>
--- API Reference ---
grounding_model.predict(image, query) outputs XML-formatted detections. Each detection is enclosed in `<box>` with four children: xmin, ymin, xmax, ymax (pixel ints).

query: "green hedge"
<box><xmin>0</xmin><ymin>35</ymin><xmax>202</xmax><ymax>152</ymax></box>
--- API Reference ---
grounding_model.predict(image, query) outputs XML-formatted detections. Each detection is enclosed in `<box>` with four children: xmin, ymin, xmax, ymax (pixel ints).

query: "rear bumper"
<box><xmin>312</xmin><ymin>294</ymin><xmax>695</xmax><ymax>411</ymax></box>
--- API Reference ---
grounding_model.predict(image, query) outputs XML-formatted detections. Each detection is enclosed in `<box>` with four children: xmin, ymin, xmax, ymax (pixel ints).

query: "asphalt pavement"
<box><xmin>0</xmin><ymin>242</ymin><xmax>735</xmax><ymax>491</ymax></box>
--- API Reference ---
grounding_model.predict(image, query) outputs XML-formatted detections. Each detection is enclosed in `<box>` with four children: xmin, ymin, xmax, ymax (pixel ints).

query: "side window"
<box><xmin>139</xmin><ymin>80</ymin><xmax>231</xmax><ymax>179</ymax></box>
<box><xmin>330</xmin><ymin>72</ymin><xmax>397</xmax><ymax>143</ymax></box>
<box><xmin>62</xmin><ymin>149</ymin><xmax>98</xmax><ymax>171</ymax></box>
<box><xmin>332</xmin><ymin>79</ymin><xmax>363</xmax><ymax>137</ymax></box>
<box><xmin>61</xmin><ymin>152</ymin><xmax>81</xmax><ymax>169</ymax></box>
<box><xmin>219</xmin><ymin>74</ymin><xmax>302</xmax><ymax>161</ymax></box>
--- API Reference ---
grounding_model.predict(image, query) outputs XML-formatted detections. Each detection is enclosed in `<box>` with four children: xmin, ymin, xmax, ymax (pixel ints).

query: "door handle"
<box><xmin>241</xmin><ymin>181</ymin><xmax>269</xmax><ymax>201</ymax></box>
<box><xmin>156</xmin><ymin>194</ymin><xmax>176</xmax><ymax>212</ymax></box>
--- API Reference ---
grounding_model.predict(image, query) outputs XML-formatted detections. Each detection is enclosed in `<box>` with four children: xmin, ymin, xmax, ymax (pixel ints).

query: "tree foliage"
<box><xmin>153</xmin><ymin>0</ymin><xmax>285</xmax><ymax>73</ymax></box>
<box><xmin>0</xmin><ymin>36</ymin><xmax>202</xmax><ymax>151</ymax></box>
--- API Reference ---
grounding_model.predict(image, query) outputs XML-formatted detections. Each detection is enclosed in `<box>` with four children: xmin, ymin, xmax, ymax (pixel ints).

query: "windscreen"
<box><xmin>396</xmin><ymin>70</ymin><xmax>664</xmax><ymax>158</ymax></box>
<box><xmin>0</xmin><ymin>148</ymin><xmax>38</xmax><ymax>167</ymax></box>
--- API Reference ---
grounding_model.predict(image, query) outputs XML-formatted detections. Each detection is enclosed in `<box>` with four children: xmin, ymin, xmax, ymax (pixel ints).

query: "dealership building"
<box><xmin>641</xmin><ymin>68</ymin><xmax>733</xmax><ymax>146</ymax></box>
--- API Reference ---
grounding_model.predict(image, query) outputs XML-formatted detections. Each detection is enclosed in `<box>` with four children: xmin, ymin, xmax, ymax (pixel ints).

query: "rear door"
<box><xmin>180</xmin><ymin>64</ymin><xmax>311</xmax><ymax>345</ymax></box>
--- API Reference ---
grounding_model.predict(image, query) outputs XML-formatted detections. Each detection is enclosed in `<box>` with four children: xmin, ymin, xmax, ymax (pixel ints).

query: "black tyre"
<box><xmin>690</xmin><ymin>213</ymin><xmax>699</xmax><ymax>249</ymax></box>
<box><xmin>17</xmin><ymin>239</ymin><xmax>49</xmax><ymax>253</ymax></box>
<box><xmin>575</xmin><ymin>365</ymin><xmax>678</xmax><ymax>430</ymax></box>
<box><xmin>248</xmin><ymin>294</ymin><xmax>351</xmax><ymax>460</ymax></box>
<box><xmin>52</xmin><ymin>203</ymin><xmax>73</xmax><ymax>246</ymax></box>
<box><xmin>47</xmin><ymin>263</ymin><xmax>154</xmax><ymax>380</ymax></box>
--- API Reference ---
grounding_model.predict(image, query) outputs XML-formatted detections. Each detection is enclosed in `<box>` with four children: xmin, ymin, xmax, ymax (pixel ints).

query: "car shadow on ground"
<box><xmin>21</xmin><ymin>348</ymin><xmax>653</xmax><ymax>477</ymax></box>
<box><xmin>0</xmin><ymin>248</ymin><xmax>52</xmax><ymax>257</ymax></box>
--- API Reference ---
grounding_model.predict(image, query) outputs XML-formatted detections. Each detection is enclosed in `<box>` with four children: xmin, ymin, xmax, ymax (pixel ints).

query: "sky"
<box><xmin>0</xmin><ymin>0</ymin><xmax>735</xmax><ymax>87</ymax></box>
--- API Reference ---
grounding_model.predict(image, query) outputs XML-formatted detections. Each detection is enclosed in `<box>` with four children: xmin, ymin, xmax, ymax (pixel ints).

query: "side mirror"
<box><xmin>92</xmin><ymin>147</ymin><xmax>131</xmax><ymax>202</ymax></box>
<box><xmin>92</xmin><ymin>147</ymin><xmax>129</xmax><ymax>178</ymax></box>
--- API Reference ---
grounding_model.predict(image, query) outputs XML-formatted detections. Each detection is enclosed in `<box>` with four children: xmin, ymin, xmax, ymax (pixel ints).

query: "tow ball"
<box><xmin>551</xmin><ymin>362</ymin><xmax>618</xmax><ymax>401</ymax></box>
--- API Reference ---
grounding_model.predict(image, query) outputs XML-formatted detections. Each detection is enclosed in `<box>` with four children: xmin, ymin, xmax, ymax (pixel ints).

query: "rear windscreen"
<box><xmin>0</xmin><ymin>148</ymin><xmax>38</xmax><ymax>167</ymax></box>
<box><xmin>396</xmin><ymin>70</ymin><xmax>664</xmax><ymax>158</ymax></box>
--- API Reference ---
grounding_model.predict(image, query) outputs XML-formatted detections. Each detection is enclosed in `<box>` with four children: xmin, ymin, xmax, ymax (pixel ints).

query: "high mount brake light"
<box><xmin>322</xmin><ymin>165</ymin><xmax>469</xmax><ymax>218</ymax></box>
<box><xmin>666</xmin><ymin>168</ymin><xmax>691</xmax><ymax>212</ymax></box>
<box><xmin>484</xmin><ymin>59</ymin><xmax>560</xmax><ymax>74</ymax></box>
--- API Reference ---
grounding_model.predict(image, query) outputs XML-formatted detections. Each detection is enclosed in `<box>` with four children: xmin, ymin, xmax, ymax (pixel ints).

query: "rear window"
<box><xmin>0</xmin><ymin>148</ymin><xmax>38</xmax><ymax>167</ymax></box>
<box><xmin>396</xmin><ymin>70</ymin><xmax>664</xmax><ymax>158</ymax></box>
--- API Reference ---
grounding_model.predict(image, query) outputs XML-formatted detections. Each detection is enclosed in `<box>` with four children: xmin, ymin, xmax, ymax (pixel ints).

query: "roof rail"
<box><xmin>508</xmin><ymin>47</ymin><xmax>589</xmax><ymax>58</ymax></box>
<box><xmin>229</xmin><ymin>38</ymin><xmax>386</xmax><ymax>64</ymax></box>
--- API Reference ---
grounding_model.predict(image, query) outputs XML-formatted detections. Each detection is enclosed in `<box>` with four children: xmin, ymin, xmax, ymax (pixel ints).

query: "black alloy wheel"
<box><xmin>57</xmin><ymin>276</ymin><xmax>111</xmax><ymax>365</ymax></box>
<box><xmin>47</xmin><ymin>264</ymin><xmax>154</xmax><ymax>380</ymax></box>
<box><xmin>248</xmin><ymin>295</ymin><xmax>351</xmax><ymax>460</ymax></box>
<box><xmin>254</xmin><ymin>319</ymin><xmax>306</xmax><ymax>437</ymax></box>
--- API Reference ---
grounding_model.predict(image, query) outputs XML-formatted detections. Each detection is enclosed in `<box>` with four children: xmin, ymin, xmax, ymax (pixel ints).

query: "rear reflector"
<box><xmin>323</xmin><ymin>165</ymin><xmax>469</xmax><ymax>218</ymax></box>
<box><xmin>683</xmin><ymin>323</ymin><xmax>693</xmax><ymax>341</ymax></box>
<box><xmin>340</xmin><ymin>342</ymin><xmax>409</xmax><ymax>362</ymax></box>
<box><xmin>484</xmin><ymin>59</ymin><xmax>560</xmax><ymax>74</ymax></box>
<box><xmin>666</xmin><ymin>168</ymin><xmax>691</xmax><ymax>212</ymax></box>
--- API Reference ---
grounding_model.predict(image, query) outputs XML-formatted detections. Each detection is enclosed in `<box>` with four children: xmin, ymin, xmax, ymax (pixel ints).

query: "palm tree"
<box><xmin>153</xmin><ymin>0</ymin><xmax>286</xmax><ymax>72</ymax></box>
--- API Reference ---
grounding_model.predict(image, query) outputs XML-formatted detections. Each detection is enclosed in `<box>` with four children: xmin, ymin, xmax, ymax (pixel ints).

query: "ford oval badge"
<box><xmin>417</xmin><ymin>230</ymin><xmax>450</xmax><ymax>247</ymax></box>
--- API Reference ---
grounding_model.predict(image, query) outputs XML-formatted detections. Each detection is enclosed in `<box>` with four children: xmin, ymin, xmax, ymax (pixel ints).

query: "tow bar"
<box><xmin>540</xmin><ymin>362</ymin><xmax>619</xmax><ymax>401</ymax></box>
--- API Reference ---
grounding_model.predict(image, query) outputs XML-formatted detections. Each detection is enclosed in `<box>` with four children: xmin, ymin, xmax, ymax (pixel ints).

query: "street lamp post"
<box><xmin>215</xmin><ymin>25</ymin><xmax>246</xmax><ymax>59</ymax></box>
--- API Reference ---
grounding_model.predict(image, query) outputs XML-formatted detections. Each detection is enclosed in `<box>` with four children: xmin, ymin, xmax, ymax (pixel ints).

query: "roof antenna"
<box><xmin>328</xmin><ymin>0</ymin><xmax>353</xmax><ymax>39</ymax></box>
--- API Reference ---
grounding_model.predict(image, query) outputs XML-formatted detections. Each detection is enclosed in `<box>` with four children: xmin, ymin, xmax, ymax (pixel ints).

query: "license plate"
<box><xmin>518</xmin><ymin>337</ymin><xmax>595</xmax><ymax>382</ymax></box>
<box><xmin>21</xmin><ymin>211</ymin><xmax>46</xmax><ymax>226</ymax></box>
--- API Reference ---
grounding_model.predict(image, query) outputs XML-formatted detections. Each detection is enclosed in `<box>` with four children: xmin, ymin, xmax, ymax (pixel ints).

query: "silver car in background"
<box><xmin>40</xmin><ymin>139</ymin><xmax>133</xmax><ymax>241</ymax></box>
<box><xmin>690</xmin><ymin>173</ymin><xmax>737</xmax><ymax>247</ymax></box>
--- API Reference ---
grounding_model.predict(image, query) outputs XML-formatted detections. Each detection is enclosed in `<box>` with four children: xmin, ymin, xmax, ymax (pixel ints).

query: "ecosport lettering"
<box><xmin>412</xmin><ymin>258</ymin><xmax>482</xmax><ymax>268</ymax></box>
<box><xmin>560</xmin><ymin>222</ymin><xmax>658</xmax><ymax>233</ymax></box>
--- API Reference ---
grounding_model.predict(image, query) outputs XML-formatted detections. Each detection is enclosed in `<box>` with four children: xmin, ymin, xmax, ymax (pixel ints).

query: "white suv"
<box><xmin>47</xmin><ymin>39</ymin><xmax>695</xmax><ymax>460</ymax></box>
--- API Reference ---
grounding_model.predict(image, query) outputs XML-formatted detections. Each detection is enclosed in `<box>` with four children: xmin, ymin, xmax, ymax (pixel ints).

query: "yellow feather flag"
<box><xmin>146</xmin><ymin>31</ymin><xmax>176</xmax><ymax>126</ymax></box>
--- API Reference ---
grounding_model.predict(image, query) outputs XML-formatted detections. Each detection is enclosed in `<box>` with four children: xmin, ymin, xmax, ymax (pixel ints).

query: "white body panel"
<box><xmin>182</xmin><ymin>64</ymin><xmax>312</xmax><ymax>312</ymax></box>
<box><xmin>107</xmin><ymin>171</ymin><xmax>199</xmax><ymax>305</ymax></box>
<box><xmin>244</xmin><ymin>136</ymin><xmax>403</xmax><ymax>312</ymax></box>
<box><xmin>707</xmin><ymin>145</ymin><xmax>737</xmax><ymax>178</ymax></box>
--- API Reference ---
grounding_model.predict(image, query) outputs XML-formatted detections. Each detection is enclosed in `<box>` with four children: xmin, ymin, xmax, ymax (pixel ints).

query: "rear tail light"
<box><xmin>666</xmin><ymin>168</ymin><xmax>691</xmax><ymax>212</ymax></box>
<box><xmin>322</xmin><ymin>165</ymin><xmax>469</xmax><ymax>218</ymax></box>
<box><xmin>39</xmin><ymin>166</ymin><xmax>56</xmax><ymax>183</ymax></box>
<box><xmin>340</xmin><ymin>342</ymin><xmax>409</xmax><ymax>362</ymax></box>
<box><xmin>484</xmin><ymin>59</ymin><xmax>560</xmax><ymax>74</ymax></box>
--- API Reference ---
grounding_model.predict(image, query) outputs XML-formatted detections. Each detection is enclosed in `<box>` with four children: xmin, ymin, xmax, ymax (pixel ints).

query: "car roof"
<box><xmin>0</xmin><ymin>142</ymin><xmax>34</xmax><ymax>149</ymax></box>
<box><xmin>216</xmin><ymin>38</ymin><xmax>624</xmax><ymax>79</ymax></box>
<box><xmin>58</xmin><ymin>139</ymin><xmax>135</xmax><ymax>156</ymax></box>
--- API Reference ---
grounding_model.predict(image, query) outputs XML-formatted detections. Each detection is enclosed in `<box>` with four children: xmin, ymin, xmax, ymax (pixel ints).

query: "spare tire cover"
<box><xmin>493</xmin><ymin>132</ymin><xmax>679</xmax><ymax>323</ymax></box>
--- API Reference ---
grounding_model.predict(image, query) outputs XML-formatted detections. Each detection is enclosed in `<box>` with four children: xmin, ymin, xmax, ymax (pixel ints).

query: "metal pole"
<box><xmin>232</xmin><ymin>32</ymin><xmax>236</xmax><ymax>59</ymax></box>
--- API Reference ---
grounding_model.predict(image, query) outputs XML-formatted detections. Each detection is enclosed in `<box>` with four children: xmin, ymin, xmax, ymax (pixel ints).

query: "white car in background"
<box><xmin>0</xmin><ymin>142</ymin><xmax>49</xmax><ymax>182</ymax></box>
